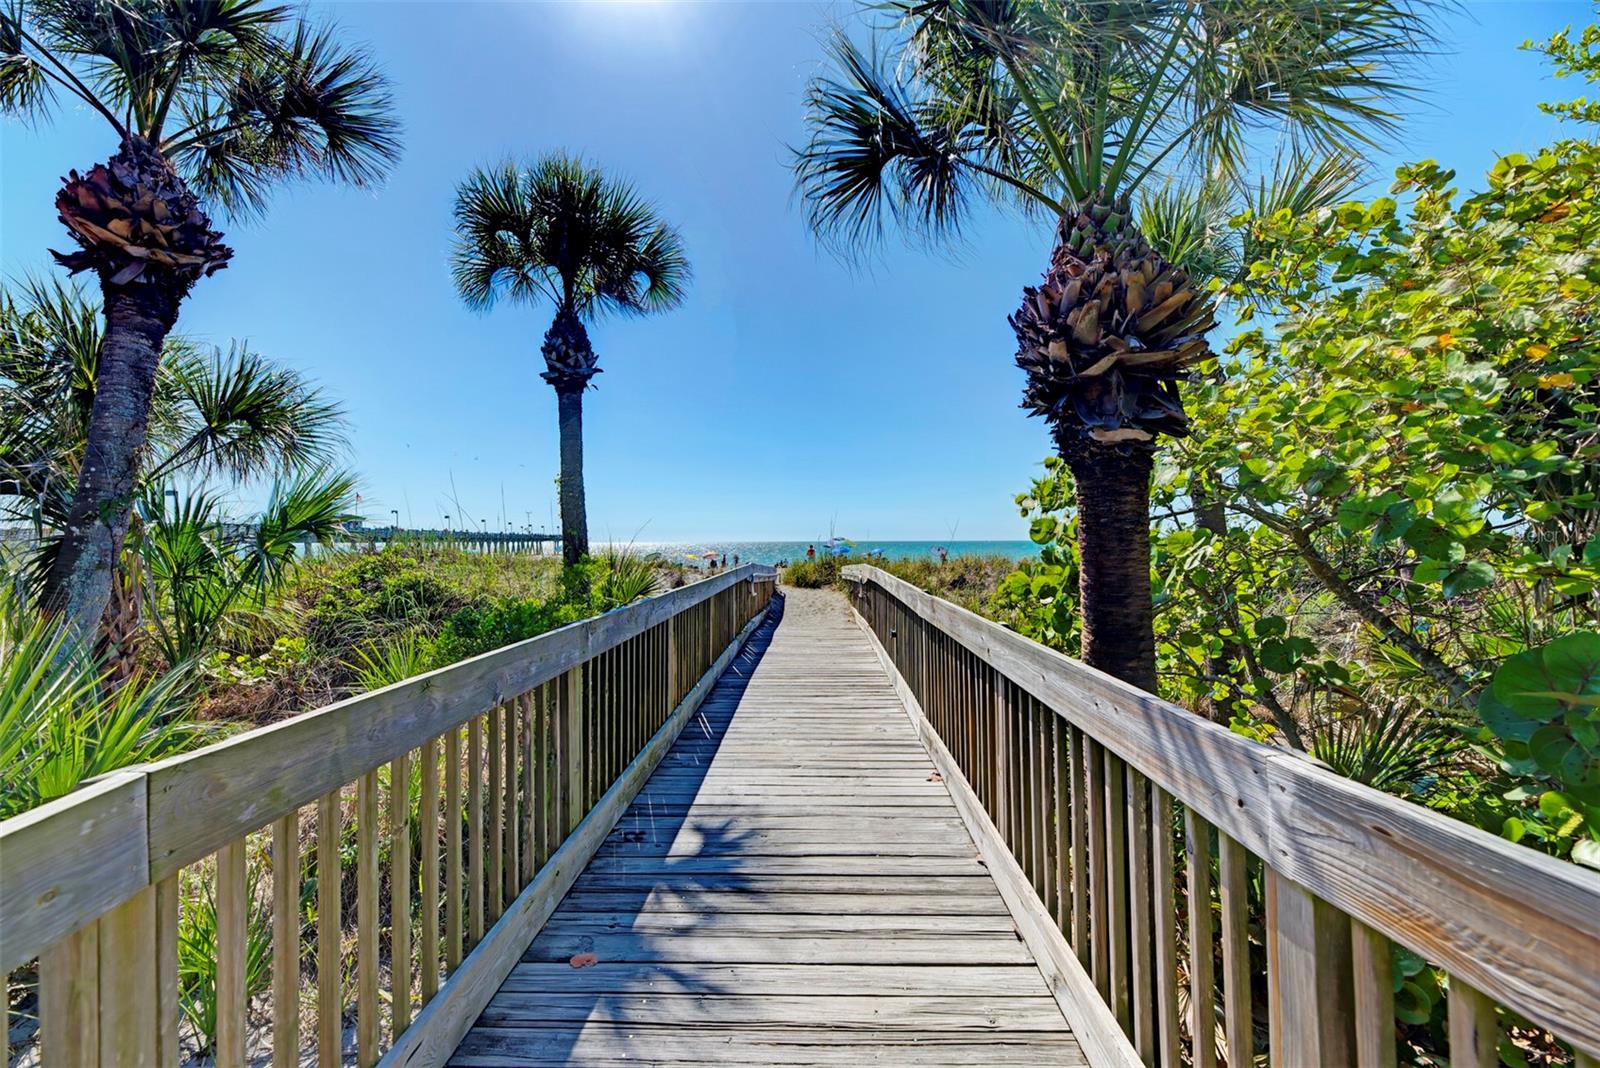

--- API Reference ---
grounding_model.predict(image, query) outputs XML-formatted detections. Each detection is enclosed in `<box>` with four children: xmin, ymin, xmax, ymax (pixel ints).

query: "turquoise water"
<box><xmin>617</xmin><ymin>540</ymin><xmax>1039</xmax><ymax>567</ymax></box>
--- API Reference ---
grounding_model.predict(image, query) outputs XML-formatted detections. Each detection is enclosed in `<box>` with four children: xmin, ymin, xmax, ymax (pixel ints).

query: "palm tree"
<box><xmin>2</xmin><ymin>276</ymin><xmax>354</xmax><ymax>665</ymax></box>
<box><xmin>794</xmin><ymin>0</ymin><xmax>1432</xmax><ymax>693</ymax></box>
<box><xmin>450</xmin><ymin>153</ymin><xmax>690</xmax><ymax>566</ymax></box>
<box><xmin>0</xmin><ymin>0</ymin><xmax>400</xmax><ymax>641</ymax></box>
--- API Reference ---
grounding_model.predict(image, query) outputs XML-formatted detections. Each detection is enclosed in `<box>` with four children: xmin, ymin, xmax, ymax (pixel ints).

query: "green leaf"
<box><xmin>1442</xmin><ymin>560</ymin><xmax>1495</xmax><ymax>597</ymax></box>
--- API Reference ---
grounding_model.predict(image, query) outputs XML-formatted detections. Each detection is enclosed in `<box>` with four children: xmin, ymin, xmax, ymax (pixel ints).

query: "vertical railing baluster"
<box><xmin>1129</xmin><ymin>769</ymin><xmax>1154</xmax><ymax>1062</ymax></box>
<box><xmin>356</xmin><ymin>769</ymin><xmax>379</xmax><ymax>1067</ymax></box>
<box><xmin>444</xmin><ymin>729</ymin><xmax>463</xmax><ymax>972</ymax></box>
<box><xmin>1186</xmin><ymin>809</ymin><xmax>1217</xmax><ymax>1068</ymax></box>
<box><xmin>1153</xmin><ymin>787</ymin><xmax>1180</xmax><ymax>1068</ymax></box>
<box><xmin>389</xmin><ymin>751</ymin><xmax>412</xmax><ymax>1036</ymax></box>
<box><xmin>1351</xmin><ymin>919</ymin><xmax>1396</xmax><ymax>1068</ymax></box>
<box><xmin>317</xmin><ymin>789</ymin><xmax>342</xmax><ymax>1067</ymax></box>
<box><xmin>466</xmin><ymin>715</ymin><xmax>484</xmax><ymax>945</ymax></box>
<box><xmin>1219</xmin><ymin>832</ymin><xmax>1251</xmax><ymax>1067</ymax></box>
<box><xmin>272</xmin><ymin>811</ymin><xmax>300</xmax><ymax>1067</ymax></box>
<box><xmin>420</xmin><ymin>735</ymin><xmax>441</xmax><ymax>1006</ymax></box>
<box><xmin>217</xmin><ymin>836</ymin><xmax>247</xmax><ymax>1068</ymax></box>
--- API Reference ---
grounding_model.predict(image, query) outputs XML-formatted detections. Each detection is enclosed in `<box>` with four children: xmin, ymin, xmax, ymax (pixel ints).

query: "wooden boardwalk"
<box><xmin>450</xmin><ymin>588</ymin><xmax>1085</xmax><ymax>1066</ymax></box>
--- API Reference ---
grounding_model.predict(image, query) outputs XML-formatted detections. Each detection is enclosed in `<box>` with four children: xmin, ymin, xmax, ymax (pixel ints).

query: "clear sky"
<box><xmin>0</xmin><ymin>0</ymin><xmax>1586</xmax><ymax>541</ymax></box>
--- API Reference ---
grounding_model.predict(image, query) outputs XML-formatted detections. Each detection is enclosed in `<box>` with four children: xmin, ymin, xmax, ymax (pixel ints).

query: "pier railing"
<box><xmin>843</xmin><ymin>564</ymin><xmax>1599</xmax><ymax>1068</ymax></box>
<box><xmin>3</xmin><ymin>564</ymin><xmax>776</xmax><ymax>1067</ymax></box>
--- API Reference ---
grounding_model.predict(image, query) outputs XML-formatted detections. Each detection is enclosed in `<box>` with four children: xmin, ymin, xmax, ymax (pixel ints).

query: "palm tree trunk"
<box><xmin>1067</xmin><ymin>444</ymin><xmax>1159</xmax><ymax>694</ymax></box>
<box><xmin>556</xmin><ymin>387</ymin><xmax>589</xmax><ymax>566</ymax></box>
<box><xmin>43</xmin><ymin>282</ymin><xmax>181</xmax><ymax>640</ymax></box>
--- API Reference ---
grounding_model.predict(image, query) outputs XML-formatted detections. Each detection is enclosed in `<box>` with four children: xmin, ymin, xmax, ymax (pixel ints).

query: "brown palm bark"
<box><xmin>555</xmin><ymin>387</ymin><xmax>589</xmax><ymax>566</ymax></box>
<box><xmin>42</xmin><ymin>137</ymin><xmax>230</xmax><ymax>641</ymax></box>
<box><xmin>43</xmin><ymin>282</ymin><xmax>181</xmax><ymax>637</ymax></box>
<box><xmin>542</xmin><ymin>308</ymin><xmax>596</xmax><ymax>566</ymax></box>
<box><xmin>1065</xmin><ymin>442</ymin><xmax>1159</xmax><ymax>694</ymax></box>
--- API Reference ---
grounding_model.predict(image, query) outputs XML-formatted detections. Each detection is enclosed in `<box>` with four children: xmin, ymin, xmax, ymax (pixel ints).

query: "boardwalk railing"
<box><xmin>3</xmin><ymin>564</ymin><xmax>776</xmax><ymax>1068</ymax></box>
<box><xmin>842</xmin><ymin>564</ymin><xmax>1600</xmax><ymax>1068</ymax></box>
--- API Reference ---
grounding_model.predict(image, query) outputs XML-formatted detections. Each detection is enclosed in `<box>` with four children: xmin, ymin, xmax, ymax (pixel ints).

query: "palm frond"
<box><xmin>793</xmin><ymin>32</ymin><xmax>979</xmax><ymax>253</ymax></box>
<box><xmin>450</xmin><ymin>151</ymin><xmax>689</xmax><ymax>324</ymax></box>
<box><xmin>0</xmin><ymin>2</ymin><xmax>55</xmax><ymax>119</ymax></box>
<box><xmin>240</xmin><ymin>467</ymin><xmax>357</xmax><ymax>590</ymax></box>
<box><xmin>152</xmin><ymin>342</ymin><xmax>346</xmax><ymax>482</ymax></box>
<box><xmin>171</xmin><ymin>16</ymin><xmax>400</xmax><ymax>216</ymax></box>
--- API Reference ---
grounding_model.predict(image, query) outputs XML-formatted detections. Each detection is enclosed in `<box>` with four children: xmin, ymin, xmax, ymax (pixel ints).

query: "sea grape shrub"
<box><xmin>998</xmin><ymin>51</ymin><xmax>1600</xmax><ymax>866</ymax></box>
<box><xmin>1478</xmin><ymin>633</ymin><xmax>1600</xmax><ymax>868</ymax></box>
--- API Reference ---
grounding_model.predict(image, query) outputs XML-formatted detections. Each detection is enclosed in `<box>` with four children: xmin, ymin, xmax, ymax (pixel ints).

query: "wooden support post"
<box><xmin>1352</xmin><ymin>920</ymin><xmax>1397</xmax><ymax>1068</ymax></box>
<box><xmin>272</xmin><ymin>813</ymin><xmax>300</xmax><ymax>1068</ymax></box>
<box><xmin>217</xmin><ymin>837</ymin><xmax>247</xmax><ymax>1068</ymax></box>
<box><xmin>316</xmin><ymin>791</ymin><xmax>342</xmax><ymax>1068</ymax></box>
<box><xmin>563</xmin><ymin>666</ymin><xmax>585</xmax><ymax>834</ymax></box>
<box><xmin>97</xmin><ymin>883</ymin><xmax>159</xmax><ymax>1067</ymax></box>
<box><xmin>40</xmin><ymin>922</ymin><xmax>98</xmax><ymax>1067</ymax></box>
<box><xmin>1268</xmin><ymin>869</ymin><xmax>1354</xmax><ymax>1068</ymax></box>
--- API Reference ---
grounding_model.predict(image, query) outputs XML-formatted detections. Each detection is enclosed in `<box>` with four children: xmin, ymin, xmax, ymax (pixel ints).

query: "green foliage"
<box><xmin>142</xmin><ymin>470</ymin><xmax>360</xmax><ymax>665</ymax></box>
<box><xmin>177</xmin><ymin>855</ymin><xmax>274</xmax><ymax>1055</ymax></box>
<box><xmin>597</xmin><ymin>546</ymin><xmax>661</xmax><ymax>610</ymax></box>
<box><xmin>794</xmin><ymin>0</ymin><xmax>1433</xmax><ymax>252</ymax></box>
<box><xmin>1528</xmin><ymin>16</ymin><xmax>1600</xmax><ymax>125</ymax></box>
<box><xmin>0</xmin><ymin>0</ymin><xmax>401</xmax><ymax>216</ymax></box>
<box><xmin>996</xmin><ymin>31</ymin><xmax>1600</xmax><ymax>867</ymax></box>
<box><xmin>0</xmin><ymin>588</ymin><xmax>202</xmax><ymax>818</ymax></box>
<box><xmin>1478</xmin><ymin>633</ymin><xmax>1600</xmax><ymax>867</ymax></box>
<box><xmin>348</xmin><ymin>632</ymin><xmax>435</xmax><ymax>692</ymax></box>
<box><xmin>451</xmin><ymin>153</ymin><xmax>690</xmax><ymax>321</ymax></box>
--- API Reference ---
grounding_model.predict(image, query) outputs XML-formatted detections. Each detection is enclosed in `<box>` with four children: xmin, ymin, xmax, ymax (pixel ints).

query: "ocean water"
<box><xmin>614</xmin><ymin>540</ymin><xmax>1039</xmax><ymax>567</ymax></box>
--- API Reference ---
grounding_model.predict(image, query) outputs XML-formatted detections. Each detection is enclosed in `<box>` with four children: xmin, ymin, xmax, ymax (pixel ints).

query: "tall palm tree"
<box><xmin>794</xmin><ymin>0</ymin><xmax>1432</xmax><ymax>693</ymax></box>
<box><xmin>450</xmin><ymin>153</ymin><xmax>690</xmax><ymax>566</ymax></box>
<box><xmin>2</xmin><ymin>276</ymin><xmax>353</xmax><ymax>666</ymax></box>
<box><xmin>0</xmin><ymin>0</ymin><xmax>400</xmax><ymax>641</ymax></box>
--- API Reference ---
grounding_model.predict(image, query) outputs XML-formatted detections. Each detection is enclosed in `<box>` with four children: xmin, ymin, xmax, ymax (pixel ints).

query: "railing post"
<box><xmin>1267</xmin><ymin>868</ymin><xmax>1355</xmax><ymax>1067</ymax></box>
<box><xmin>667</xmin><ymin>615</ymin><xmax>680</xmax><ymax>709</ymax></box>
<box><xmin>993</xmin><ymin>668</ymin><xmax>1009</xmax><ymax>842</ymax></box>
<box><xmin>562</xmin><ymin>665</ymin><xmax>585</xmax><ymax>834</ymax></box>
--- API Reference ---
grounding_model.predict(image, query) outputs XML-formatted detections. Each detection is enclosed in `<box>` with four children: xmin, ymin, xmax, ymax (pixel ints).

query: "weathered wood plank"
<box><xmin>476</xmin><ymin>992</ymin><xmax>1069</xmax><ymax>1030</ymax></box>
<box><xmin>382</xmin><ymin>602</ymin><xmax>773</xmax><ymax>1068</ymax></box>
<box><xmin>142</xmin><ymin>567</ymin><xmax>774</xmax><ymax>880</ymax></box>
<box><xmin>441</xmin><ymin>588</ymin><xmax>1085</xmax><ymax>1068</ymax></box>
<box><xmin>0</xmin><ymin>770</ymin><xmax>147</xmax><ymax>971</ymax></box>
<box><xmin>498</xmin><ymin>962</ymin><xmax>1054</xmax><ymax>996</ymax></box>
<box><xmin>450</xmin><ymin>1026</ymin><xmax>1088</xmax><ymax>1067</ymax></box>
<box><xmin>844</xmin><ymin>565</ymin><xmax>1600</xmax><ymax>1057</ymax></box>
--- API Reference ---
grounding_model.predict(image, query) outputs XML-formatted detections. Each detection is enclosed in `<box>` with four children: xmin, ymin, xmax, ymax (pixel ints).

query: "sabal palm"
<box><xmin>794</xmin><ymin>0</ymin><xmax>1431</xmax><ymax>691</ymax></box>
<box><xmin>2</xmin><ymin>277</ymin><xmax>353</xmax><ymax>663</ymax></box>
<box><xmin>0</xmin><ymin>0</ymin><xmax>399</xmax><ymax>640</ymax></box>
<box><xmin>451</xmin><ymin>153</ymin><xmax>689</xmax><ymax>565</ymax></box>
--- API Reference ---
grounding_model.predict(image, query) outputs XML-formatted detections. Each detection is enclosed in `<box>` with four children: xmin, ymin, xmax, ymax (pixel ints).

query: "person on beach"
<box><xmin>733</xmin><ymin>553</ymin><xmax>740</xmax><ymax>567</ymax></box>
<box><xmin>807</xmin><ymin>545</ymin><xmax>816</xmax><ymax>561</ymax></box>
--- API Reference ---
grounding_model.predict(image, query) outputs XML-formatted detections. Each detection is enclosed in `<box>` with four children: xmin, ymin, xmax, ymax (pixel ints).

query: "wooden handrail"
<box><xmin>2</xmin><ymin>564</ymin><xmax>777</xmax><ymax>1068</ymax></box>
<box><xmin>843</xmin><ymin>563</ymin><xmax>1600</xmax><ymax>1065</ymax></box>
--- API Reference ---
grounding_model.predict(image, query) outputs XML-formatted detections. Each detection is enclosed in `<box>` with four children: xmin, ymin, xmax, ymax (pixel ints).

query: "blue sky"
<box><xmin>0</xmin><ymin>0</ymin><xmax>1586</xmax><ymax>541</ymax></box>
